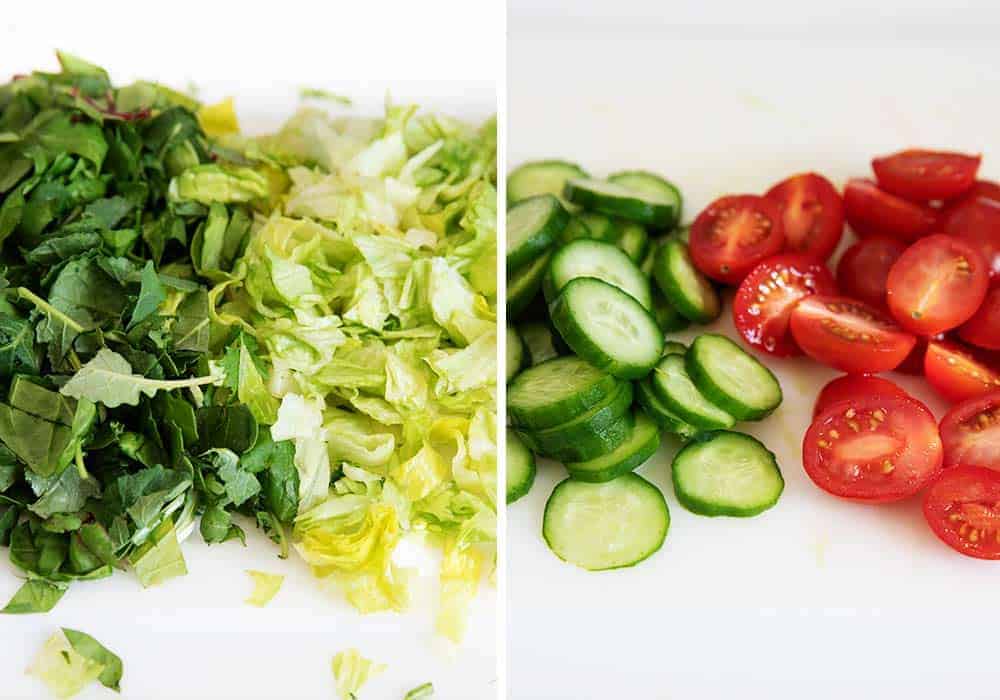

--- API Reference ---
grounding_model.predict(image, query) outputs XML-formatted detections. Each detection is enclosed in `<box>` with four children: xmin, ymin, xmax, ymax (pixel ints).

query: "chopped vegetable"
<box><xmin>245</xmin><ymin>570</ymin><xmax>285</xmax><ymax>606</ymax></box>
<box><xmin>29</xmin><ymin>628</ymin><xmax>122</xmax><ymax>698</ymax></box>
<box><xmin>332</xmin><ymin>648</ymin><xmax>385</xmax><ymax>700</ymax></box>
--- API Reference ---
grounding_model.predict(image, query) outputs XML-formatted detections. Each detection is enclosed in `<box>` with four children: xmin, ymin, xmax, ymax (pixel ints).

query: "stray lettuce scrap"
<box><xmin>331</xmin><ymin>648</ymin><xmax>385</xmax><ymax>700</ymax></box>
<box><xmin>29</xmin><ymin>627</ymin><xmax>122</xmax><ymax>698</ymax></box>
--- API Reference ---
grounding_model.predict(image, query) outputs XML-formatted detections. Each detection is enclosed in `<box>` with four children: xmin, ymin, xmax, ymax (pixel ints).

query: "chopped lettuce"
<box><xmin>29</xmin><ymin>628</ymin><xmax>122</xmax><ymax>698</ymax></box>
<box><xmin>331</xmin><ymin>648</ymin><xmax>385</xmax><ymax>700</ymax></box>
<box><xmin>245</xmin><ymin>570</ymin><xmax>285</xmax><ymax>607</ymax></box>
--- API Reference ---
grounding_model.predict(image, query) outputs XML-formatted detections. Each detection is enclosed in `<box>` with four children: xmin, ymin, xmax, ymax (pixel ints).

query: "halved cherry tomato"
<box><xmin>872</xmin><ymin>149</ymin><xmax>980</xmax><ymax>202</ymax></box>
<box><xmin>923</xmin><ymin>465</ymin><xmax>1000</xmax><ymax>559</ymax></box>
<box><xmin>940</xmin><ymin>391</ymin><xmax>1000</xmax><ymax>469</ymax></box>
<box><xmin>885</xmin><ymin>234</ymin><xmax>989</xmax><ymax>336</ymax></box>
<box><xmin>895</xmin><ymin>335</ymin><xmax>936</xmax><ymax>375</ymax></box>
<box><xmin>843</xmin><ymin>178</ymin><xmax>937</xmax><ymax>241</ymax></box>
<box><xmin>836</xmin><ymin>235</ymin><xmax>907</xmax><ymax>309</ymax></box>
<box><xmin>940</xmin><ymin>195</ymin><xmax>1000</xmax><ymax>280</ymax></box>
<box><xmin>732</xmin><ymin>254</ymin><xmax>837</xmax><ymax>356</ymax></box>
<box><xmin>813</xmin><ymin>375</ymin><xmax>910</xmax><ymax>418</ymax></box>
<box><xmin>959</xmin><ymin>285</ymin><xmax>1000</xmax><ymax>350</ymax></box>
<box><xmin>689</xmin><ymin>195</ymin><xmax>785</xmax><ymax>285</ymax></box>
<box><xmin>924</xmin><ymin>340</ymin><xmax>1000</xmax><ymax>403</ymax></box>
<box><xmin>803</xmin><ymin>394</ymin><xmax>943</xmax><ymax>503</ymax></box>
<box><xmin>789</xmin><ymin>295</ymin><xmax>917</xmax><ymax>374</ymax></box>
<box><xmin>948</xmin><ymin>179</ymin><xmax>1000</xmax><ymax>206</ymax></box>
<box><xmin>764</xmin><ymin>173</ymin><xmax>844</xmax><ymax>261</ymax></box>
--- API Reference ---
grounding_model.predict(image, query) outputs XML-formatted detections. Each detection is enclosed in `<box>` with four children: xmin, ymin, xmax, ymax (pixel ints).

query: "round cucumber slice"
<box><xmin>564</xmin><ymin>176</ymin><xmax>678</xmax><ymax>228</ymax></box>
<box><xmin>607</xmin><ymin>170</ymin><xmax>682</xmax><ymax>229</ymax></box>
<box><xmin>543</xmin><ymin>473</ymin><xmax>669</xmax><ymax>570</ymax></box>
<box><xmin>506</xmin><ymin>324</ymin><xmax>524</xmax><ymax>384</ymax></box>
<box><xmin>507</xmin><ymin>250</ymin><xmax>551</xmax><ymax>320</ymax></box>
<box><xmin>506</xmin><ymin>429</ymin><xmax>536</xmax><ymax>504</ymax></box>
<box><xmin>635</xmin><ymin>376</ymin><xmax>699</xmax><ymax>441</ymax></box>
<box><xmin>506</xmin><ymin>194</ymin><xmax>568</xmax><ymax>271</ymax></box>
<box><xmin>521</xmin><ymin>383</ymin><xmax>635</xmax><ymax>462</ymax></box>
<box><xmin>615</xmin><ymin>221</ymin><xmax>650</xmax><ymax>263</ymax></box>
<box><xmin>564</xmin><ymin>411</ymin><xmax>661</xmax><ymax>482</ymax></box>
<box><xmin>544</xmin><ymin>238</ymin><xmax>652</xmax><ymax>309</ymax></box>
<box><xmin>508</xmin><ymin>160</ymin><xmax>588</xmax><ymax>207</ymax></box>
<box><xmin>686</xmin><ymin>334</ymin><xmax>783</xmax><ymax>421</ymax></box>
<box><xmin>653</xmin><ymin>294</ymin><xmax>691</xmax><ymax>334</ymax></box>
<box><xmin>517</xmin><ymin>321</ymin><xmax>561</xmax><ymax>367</ymax></box>
<box><xmin>507</xmin><ymin>356</ymin><xmax>621</xmax><ymax>430</ymax></box>
<box><xmin>671</xmin><ymin>431</ymin><xmax>784</xmax><ymax>517</ymax></box>
<box><xmin>652</xmin><ymin>238</ymin><xmax>720</xmax><ymax>324</ymax></box>
<box><xmin>651</xmin><ymin>355</ymin><xmax>735</xmax><ymax>430</ymax></box>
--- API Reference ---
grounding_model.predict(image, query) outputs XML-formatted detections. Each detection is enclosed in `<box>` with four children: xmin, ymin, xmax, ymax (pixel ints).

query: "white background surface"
<box><xmin>508</xmin><ymin>5</ymin><xmax>1000</xmax><ymax>699</ymax></box>
<box><xmin>1</xmin><ymin>2</ymin><xmax>500</xmax><ymax>699</ymax></box>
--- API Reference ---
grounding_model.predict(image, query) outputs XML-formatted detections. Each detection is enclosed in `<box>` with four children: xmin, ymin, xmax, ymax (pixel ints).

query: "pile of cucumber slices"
<box><xmin>506</xmin><ymin>161</ymin><xmax>786</xmax><ymax>571</ymax></box>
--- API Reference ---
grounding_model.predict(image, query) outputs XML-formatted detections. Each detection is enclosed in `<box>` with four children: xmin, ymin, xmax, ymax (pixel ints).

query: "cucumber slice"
<box><xmin>506</xmin><ymin>195</ymin><xmax>568</xmax><ymax>271</ymax></box>
<box><xmin>506</xmin><ymin>429</ymin><xmax>537</xmax><ymax>504</ymax></box>
<box><xmin>686</xmin><ymin>334</ymin><xmax>783</xmax><ymax>421</ymax></box>
<box><xmin>662</xmin><ymin>341</ymin><xmax>688</xmax><ymax>357</ymax></box>
<box><xmin>651</xmin><ymin>354</ymin><xmax>735</xmax><ymax>430</ymax></box>
<box><xmin>518</xmin><ymin>321</ymin><xmax>561</xmax><ymax>367</ymax></box>
<box><xmin>508</xmin><ymin>160</ymin><xmax>588</xmax><ymax>206</ymax></box>
<box><xmin>521</xmin><ymin>383</ymin><xmax>635</xmax><ymax>462</ymax></box>
<box><xmin>607</xmin><ymin>170</ymin><xmax>682</xmax><ymax>229</ymax></box>
<box><xmin>543</xmin><ymin>473</ymin><xmax>669</xmax><ymax>570</ymax></box>
<box><xmin>635</xmin><ymin>377</ymin><xmax>699</xmax><ymax>441</ymax></box>
<box><xmin>615</xmin><ymin>221</ymin><xmax>650</xmax><ymax>263</ymax></box>
<box><xmin>557</xmin><ymin>216</ymin><xmax>592</xmax><ymax>246</ymax></box>
<box><xmin>564</xmin><ymin>177</ymin><xmax>677</xmax><ymax>228</ymax></box>
<box><xmin>671</xmin><ymin>431</ymin><xmax>784</xmax><ymax>517</ymax></box>
<box><xmin>578</xmin><ymin>212</ymin><xmax>617</xmax><ymax>242</ymax></box>
<box><xmin>506</xmin><ymin>324</ymin><xmax>524</xmax><ymax>384</ymax></box>
<box><xmin>652</xmin><ymin>238</ymin><xmax>720</xmax><ymax>323</ymax></box>
<box><xmin>508</xmin><ymin>356</ymin><xmax>621</xmax><ymax>430</ymax></box>
<box><xmin>640</xmin><ymin>237</ymin><xmax>663</xmax><ymax>277</ymax></box>
<box><xmin>564</xmin><ymin>411</ymin><xmax>661</xmax><ymax>482</ymax></box>
<box><xmin>543</xmin><ymin>239</ymin><xmax>652</xmax><ymax>309</ymax></box>
<box><xmin>653</xmin><ymin>294</ymin><xmax>691</xmax><ymax>333</ymax></box>
<box><xmin>550</xmin><ymin>277</ymin><xmax>663</xmax><ymax>380</ymax></box>
<box><xmin>507</xmin><ymin>250</ymin><xmax>551</xmax><ymax>320</ymax></box>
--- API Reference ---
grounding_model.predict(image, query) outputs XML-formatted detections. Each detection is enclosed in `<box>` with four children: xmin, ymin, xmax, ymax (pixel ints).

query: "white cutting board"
<box><xmin>508</xmin><ymin>32</ymin><xmax>1000</xmax><ymax>700</ymax></box>
<box><xmin>0</xmin><ymin>45</ymin><xmax>498</xmax><ymax>700</ymax></box>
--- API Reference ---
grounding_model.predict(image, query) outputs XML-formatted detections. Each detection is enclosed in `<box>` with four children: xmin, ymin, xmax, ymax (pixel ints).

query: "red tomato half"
<box><xmin>959</xmin><ymin>285</ymin><xmax>1000</xmax><ymax>351</ymax></box>
<box><xmin>923</xmin><ymin>465</ymin><xmax>1000</xmax><ymax>559</ymax></box>
<box><xmin>940</xmin><ymin>391</ymin><xmax>1000</xmax><ymax>470</ymax></box>
<box><xmin>789</xmin><ymin>295</ymin><xmax>917</xmax><ymax>374</ymax></box>
<box><xmin>924</xmin><ymin>340</ymin><xmax>1000</xmax><ymax>403</ymax></box>
<box><xmin>940</xmin><ymin>195</ymin><xmax>1000</xmax><ymax>281</ymax></box>
<box><xmin>836</xmin><ymin>235</ymin><xmax>907</xmax><ymax>309</ymax></box>
<box><xmin>689</xmin><ymin>195</ymin><xmax>785</xmax><ymax>285</ymax></box>
<box><xmin>872</xmin><ymin>149</ymin><xmax>980</xmax><ymax>202</ymax></box>
<box><xmin>949</xmin><ymin>180</ymin><xmax>1000</xmax><ymax>205</ymax></box>
<box><xmin>764</xmin><ymin>173</ymin><xmax>844</xmax><ymax>261</ymax></box>
<box><xmin>895</xmin><ymin>335</ymin><xmax>937</xmax><ymax>375</ymax></box>
<box><xmin>885</xmin><ymin>234</ymin><xmax>989</xmax><ymax>336</ymax></box>
<box><xmin>843</xmin><ymin>179</ymin><xmax>937</xmax><ymax>241</ymax></box>
<box><xmin>732</xmin><ymin>254</ymin><xmax>837</xmax><ymax>356</ymax></box>
<box><xmin>813</xmin><ymin>375</ymin><xmax>910</xmax><ymax>418</ymax></box>
<box><xmin>803</xmin><ymin>395</ymin><xmax>943</xmax><ymax>503</ymax></box>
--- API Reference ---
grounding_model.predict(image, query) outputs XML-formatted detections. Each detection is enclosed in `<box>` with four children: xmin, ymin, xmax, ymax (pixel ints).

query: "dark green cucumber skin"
<box><xmin>652</xmin><ymin>239</ymin><xmax>720</xmax><ymax>324</ymax></box>
<box><xmin>506</xmin><ymin>325</ymin><xmax>524</xmax><ymax>384</ymax></box>
<box><xmin>549</xmin><ymin>279</ymin><xmax>663</xmax><ymax>380</ymax></box>
<box><xmin>615</xmin><ymin>222</ymin><xmax>650</xmax><ymax>263</ymax></box>
<box><xmin>542</xmin><ymin>239</ymin><xmax>651</xmax><ymax>309</ymax></box>
<box><xmin>507</xmin><ymin>357</ymin><xmax>622</xmax><ymax>431</ymax></box>
<box><xmin>650</xmin><ymin>355</ymin><xmax>734</xmax><ymax>431</ymax></box>
<box><xmin>607</xmin><ymin>170</ymin><xmax>683</xmax><ymax>230</ymax></box>
<box><xmin>508</xmin><ymin>160</ymin><xmax>588</xmax><ymax>205</ymax></box>
<box><xmin>661</xmin><ymin>341</ymin><xmax>688</xmax><ymax>357</ymax></box>
<box><xmin>671</xmin><ymin>431</ymin><xmax>784</xmax><ymax>517</ymax></box>
<box><xmin>653</xmin><ymin>295</ymin><xmax>691</xmax><ymax>333</ymax></box>
<box><xmin>557</xmin><ymin>216</ymin><xmax>593</xmax><ymax>246</ymax></box>
<box><xmin>520</xmin><ymin>384</ymin><xmax>635</xmax><ymax>462</ymax></box>
<box><xmin>634</xmin><ymin>377</ymin><xmax>699</xmax><ymax>441</ymax></box>
<box><xmin>542</xmin><ymin>473</ymin><xmax>670</xmax><ymax>571</ymax></box>
<box><xmin>506</xmin><ymin>435</ymin><xmax>537</xmax><ymax>505</ymax></box>
<box><xmin>685</xmin><ymin>334</ymin><xmax>783</xmax><ymax>421</ymax></box>
<box><xmin>506</xmin><ymin>195</ymin><xmax>569</xmax><ymax>271</ymax></box>
<box><xmin>564</xmin><ymin>178</ymin><xmax>676</xmax><ymax>228</ymax></box>
<box><xmin>517</xmin><ymin>321</ymin><xmax>562</xmax><ymax>367</ymax></box>
<box><xmin>507</xmin><ymin>251</ymin><xmax>552</xmax><ymax>321</ymax></box>
<box><xmin>564</xmin><ymin>412</ymin><xmax>662</xmax><ymax>483</ymax></box>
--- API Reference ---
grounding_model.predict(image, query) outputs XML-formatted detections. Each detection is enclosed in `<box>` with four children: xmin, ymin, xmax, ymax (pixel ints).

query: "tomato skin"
<box><xmin>885</xmin><ymin>234</ymin><xmax>989</xmax><ymax>336</ymax></box>
<box><xmin>895</xmin><ymin>334</ymin><xmax>937</xmax><ymax>375</ymax></box>
<box><xmin>689</xmin><ymin>194</ymin><xmax>785</xmax><ymax>285</ymax></box>
<box><xmin>923</xmin><ymin>465</ymin><xmax>1000</xmax><ymax>560</ymax></box>
<box><xmin>959</xmin><ymin>285</ymin><xmax>1000</xmax><ymax>350</ymax></box>
<box><xmin>872</xmin><ymin>149</ymin><xmax>980</xmax><ymax>202</ymax></box>
<box><xmin>732</xmin><ymin>254</ymin><xmax>837</xmax><ymax>357</ymax></box>
<box><xmin>924</xmin><ymin>340</ymin><xmax>1000</xmax><ymax>403</ymax></box>
<box><xmin>940</xmin><ymin>195</ymin><xmax>1000</xmax><ymax>281</ymax></box>
<box><xmin>948</xmin><ymin>180</ymin><xmax>1000</xmax><ymax>206</ymax></box>
<box><xmin>813</xmin><ymin>375</ymin><xmax>910</xmax><ymax>418</ymax></box>
<box><xmin>836</xmin><ymin>235</ymin><xmax>907</xmax><ymax>309</ymax></box>
<box><xmin>803</xmin><ymin>395</ymin><xmax>943</xmax><ymax>503</ymax></box>
<box><xmin>789</xmin><ymin>295</ymin><xmax>917</xmax><ymax>374</ymax></box>
<box><xmin>940</xmin><ymin>391</ymin><xmax>1000</xmax><ymax>469</ymax></box>
<box><xmin>843</xmin><ymin>179</ymin><xmax>938</xmax><ymax>241</ymax></box>
<box><xmin>764</xmin><ymin>173</ymin><xmax>844</xmax><ymax>261</ymax></box>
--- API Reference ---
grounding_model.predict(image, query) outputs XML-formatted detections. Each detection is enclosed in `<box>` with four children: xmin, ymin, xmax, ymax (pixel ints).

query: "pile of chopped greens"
<box><xmin>0</xmin><ymin>53</ymin><xmax>497</xmax><ymax>643</ymax></box>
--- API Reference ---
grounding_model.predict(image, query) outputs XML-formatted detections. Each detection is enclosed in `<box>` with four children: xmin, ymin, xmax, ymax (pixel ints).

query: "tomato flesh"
<box><xmin>924</xmin><ymin>340</ymin><xmax>1000</xmax><ymax>403</ymax></box>
<box><xmin>959</xmin><ymin>285</ymin><xmax>1000</xmax><ymax>350</ymax></box>
<box><xmin>689</xmin><ymin>194</ymin><xmax>785</xmax><ymax>285</ymax></box>
<box><xmin>872</xmin><ymin>149</ymin><xmax>980</xmax><ymax>201</ymax></box>
<box><xmin>923</xmin><ymin>465</ymin><xmax>1000</xmax><ymax>559</ymax></box>
<box><xmin>764</xmin><ymin>173</ymin><xmax>844</xmax><ymax>261</ymax></box>
<box><xmin>843</xmin><ymin>178</ymin><xmax>937</xmax><ymax>241</ymax></box>
<box><xmin>885</xmin><ymin>234</ymin><xmax>989</xmax><ymax>336</ymax></box>
<box><xmin>813</xmin><ymin>375</ymin><xmax>909</xmax><ymax>418</ymax></box>
<box><xmin>940</xmin><ymin>195</ymin><xmax>1000</xmax><ymax>281</ymax></box>
<box><xmin>732</xmin><ymin>254</ymin><xmax>837</xmax><ymax>356</ymax></box>
<box><xmin>836</xmin><ymin>235</ymin><xmax>907</xmax><ymax>309</ymax></box>
<box><xmin>940</xmin><ymin>391</ymin><xmax>1000</xmax><ymax>469</ymax></box>
<box><xmin>803</xmin><ymin>395</ymin><xmax>943</xmax><ymax>503</ymax></box>
<box><xmin>789</xmin><ymin>295</ymin><xmax>917</xmax><ymax>374</ymax></box>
